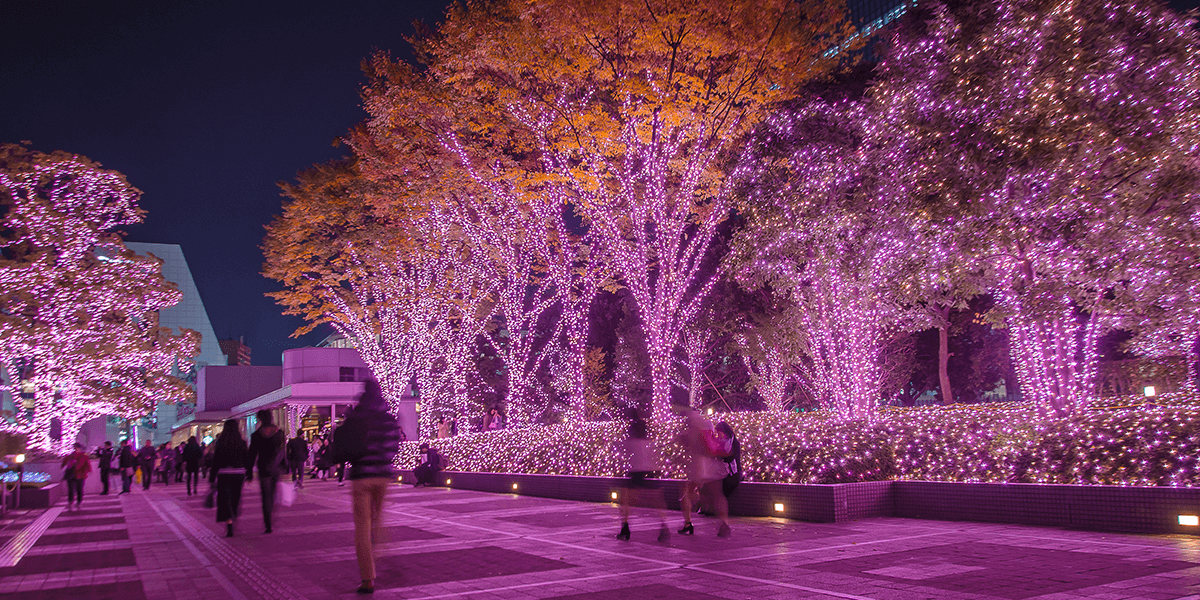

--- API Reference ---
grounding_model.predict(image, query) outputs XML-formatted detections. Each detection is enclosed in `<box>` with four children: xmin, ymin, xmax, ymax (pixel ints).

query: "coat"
<box><xmin>327</xmin><ymin>405</ymin><xmax>400</xmax><ymax>480</ymax></box>
<box><xmin>246</xmin><ymin>425</ymin><xmax>285</xmax><ymax>477</ymax></box>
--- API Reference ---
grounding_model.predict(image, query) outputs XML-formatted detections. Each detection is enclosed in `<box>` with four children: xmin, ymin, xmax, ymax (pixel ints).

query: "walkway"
<box><xmin>2</xmin><ymin>476</ymin><xmax>1200</xmax><ymax>599</ymax></box>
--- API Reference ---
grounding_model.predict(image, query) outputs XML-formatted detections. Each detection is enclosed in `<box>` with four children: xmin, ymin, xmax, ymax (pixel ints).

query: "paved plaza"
<box><xmin>3</xmin><ymin>477</ymin><xmax>1200</xmax><ymax>600</ymax></box>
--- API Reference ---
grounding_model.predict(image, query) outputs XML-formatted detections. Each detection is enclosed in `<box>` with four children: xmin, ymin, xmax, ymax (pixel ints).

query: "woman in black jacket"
<box><xmin>210</xmin><ymin>419</ymin><xmax>248</xmax><ymax>537</ymax></box>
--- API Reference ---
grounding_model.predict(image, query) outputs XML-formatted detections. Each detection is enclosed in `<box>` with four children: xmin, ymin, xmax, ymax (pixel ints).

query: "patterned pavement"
<box><xmin>2</xmin><ymin>475</ymin><xmax>1200</xmax><ymax>599</ymax></box>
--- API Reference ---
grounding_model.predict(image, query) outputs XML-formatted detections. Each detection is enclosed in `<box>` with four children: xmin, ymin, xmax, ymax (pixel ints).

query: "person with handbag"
<box><xmin>326</xmin><ymin>378</ymin><xmax>401</xmax><ymax>595</ymax></box>
<box><xmin>210</xmin><ymin>419</ymin><xmax>247</xmax><ymax>537</ymax></box>
<box><xmin>60</xmin><ymin>442</ymin><xmax>92</xmax><ymax>509</ymax></box>
<box><xmin>245</xmin><ymin>409</ymin><xmax>285</xmax><ymax>534</ymax></box>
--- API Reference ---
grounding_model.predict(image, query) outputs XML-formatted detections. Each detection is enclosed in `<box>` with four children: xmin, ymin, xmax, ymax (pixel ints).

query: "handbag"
<box><xmin>275</xmin><ymin>480</ymin><xmax>296</xmax><ymax>507</ymax></box>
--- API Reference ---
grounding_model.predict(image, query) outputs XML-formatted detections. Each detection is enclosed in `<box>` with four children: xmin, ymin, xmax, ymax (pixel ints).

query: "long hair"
<box><xmin>215</xmin><ymin>419</ymin><xmax>245</xmax><ymax>453</ymax></box>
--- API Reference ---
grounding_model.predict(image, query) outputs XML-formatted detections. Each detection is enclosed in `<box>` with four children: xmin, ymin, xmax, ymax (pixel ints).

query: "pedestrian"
<box><xmin>245</xmin><ymin>409</ymin><xmax>285</xmax><ymax>534</ymax></box>
<box><xmin>182</xmin><ymin>436</ymin><xmax>203</xmax><ymax>496</ymax></box>
<box><xmin>437</xmin><ymin>416</ymin><xmax>455</xmax><ymax>439</ymax></box>
<box><xmin>158</xmin><ymin>442</ymin><xmax>172</xmax><ymax>486</ymax></box>
<box><xmin>676</xmin><ymin>407</ymin><xmax>731</xmax><ymax>538</ymax></box>
<box><xmin>118</xmin><ymin>439</ymin><xmax>136</xmax><ymax>494</ymax></box>
<box><xmin>326</xmin><ymin>378</ymin><xmax>401</xmax><ymax>595</ymax></box>
<box><xmin>175</xmin><ymin>443</ymin><xmax>186</xmax><ymax>482</ymax></box>
<box><xmin>715</xmin><ymin>421</ymin><xmax>742</xmax><ymax>499</ymax></box>
<box><xmin>96</xmin><ymin>441</ymin><xmax>114</xmax><ymax>495</ymax></box>
<box><xmin>201</xmin><ymin>443</ymin><xmax>214</xmax><ymax>480</ymax></box>
<box><xmin>137</xmin><ymin>440</ymin><xmax>157</xmax><ymax>490</ymax></box>
<box><xmin>210</xmin><ymin>419</ymin><xmax>247</xmax><ymax>537</ymax></box>
<box><xmin>60</xmin><ymin>442</ymin><xmax>92</xmax><ymax>509</ymax></box>
<box><xmin>616</xmin><ymin>408</ymin><xmax>669</xmax><ymax>542</ymax></box>
<box><xmin>286</xmin><ymin>433</ymin><xmax>308</xmax><ymax>489</ymax></box>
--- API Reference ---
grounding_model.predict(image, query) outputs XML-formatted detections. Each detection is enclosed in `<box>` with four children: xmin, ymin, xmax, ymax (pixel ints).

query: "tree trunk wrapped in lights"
<box><xmin>361</xmin><ymin>0</ymin><xmax>853</xmax><ymax>423</ymax></box>
<box><xmin>867</xmin><ymin>0</ymin><xmax>1200</xmax><ymax>417</ymax></box>
<box><xmin>0</xmin><ymin>144</ymin><xmax>199</xmax><ymax>454</ymax></box>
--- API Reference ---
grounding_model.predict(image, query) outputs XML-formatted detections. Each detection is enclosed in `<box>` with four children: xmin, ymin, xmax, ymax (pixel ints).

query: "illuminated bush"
<box><xmin>398</xmin><ymin>392</ymin><xmax>1200</xmax><ymax>486</ymax></box>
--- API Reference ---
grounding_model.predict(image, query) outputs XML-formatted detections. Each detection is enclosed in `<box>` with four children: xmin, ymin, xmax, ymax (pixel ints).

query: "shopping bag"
<box><xmin>275</xmin><ymin>480</ymin><xmax>296</xmax><ymax>507</ymax></box>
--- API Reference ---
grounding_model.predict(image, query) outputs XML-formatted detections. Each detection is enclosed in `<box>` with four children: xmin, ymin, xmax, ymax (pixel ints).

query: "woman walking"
<box><xmin>210</xmin><ymin>419</ymin><xmax>247</xmax><ymax>537</ymax></box>
<box><xmin>676</xmin><ymin>407</ymin><xmax>731</xmax><ymax>537</ymax></box>
<box><xmin>616</xmin><ymin>408</ymin><xmax>669</xmax><ymax>542</ymax></box>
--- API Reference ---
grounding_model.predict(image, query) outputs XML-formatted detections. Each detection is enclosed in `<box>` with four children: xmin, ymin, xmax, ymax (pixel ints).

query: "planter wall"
<box><xmin>407</xmin><ymin>470</ymin><xmax>1200</xmax><ymax>535</ymax></box>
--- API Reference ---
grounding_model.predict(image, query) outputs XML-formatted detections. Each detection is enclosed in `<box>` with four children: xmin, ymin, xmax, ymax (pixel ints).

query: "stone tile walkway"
<box><xmin>2</xmin><ymin>475</ymin><xmax>1200</xmax><ymax>599</ymax></box>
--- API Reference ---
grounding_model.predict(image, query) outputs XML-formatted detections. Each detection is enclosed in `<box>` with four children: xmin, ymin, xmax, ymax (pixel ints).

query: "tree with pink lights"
<box><xmin>265</xmin><ymin>160</ymin><xmax>495</xmax><ymax>438</ymax></box>
<box><xmin>869</xmin><ymin>0</ymin><xmax>1200</xmax><ymax>417</ymax></box>
<box><xmin>733</xmin><ymin>89</ymin><xmax>930</xmax><ymax>420</ymax></box>
<box><xmin>374</xmin><ymin>0</ymin><xmax>854</xmax><ymax>421</ymax></box>
<box><xmin>0</xmin><ymin>144</ymin><xmax>198</xmax><ymax>454</ymax></box>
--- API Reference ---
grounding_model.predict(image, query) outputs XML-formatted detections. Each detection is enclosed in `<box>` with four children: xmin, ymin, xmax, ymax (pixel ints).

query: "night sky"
<box><xmin>3</xmin><ymin>0</ymin><xmax>1199</xmax><ymax>366</ymax></box>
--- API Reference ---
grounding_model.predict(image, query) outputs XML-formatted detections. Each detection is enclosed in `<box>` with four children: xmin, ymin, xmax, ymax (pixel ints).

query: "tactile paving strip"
<box><xmin>0</xmin><ymin>507</ymin><xmax>63</xmax><ymax>567</ymax></box>
<box><xmin>163</xmin><ymin>501</ymin><xmax>306</xmax><ymax>600</ymax></box>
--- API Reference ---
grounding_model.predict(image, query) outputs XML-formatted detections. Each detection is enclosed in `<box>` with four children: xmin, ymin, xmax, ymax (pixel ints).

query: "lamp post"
<box><xmin>14</xmin><ymin>453</ymin><xmax>24</xmax><ymax>510</ymax></box>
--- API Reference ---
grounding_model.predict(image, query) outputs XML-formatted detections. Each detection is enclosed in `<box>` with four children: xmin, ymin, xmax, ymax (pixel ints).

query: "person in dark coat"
<box><xmin>158</xmin><ymin>442</ymin><xmax>173</xmax><ymax>486</ymax></box>
<box><xmin>210</xmin><ymin>419</ymin><xmax>248</xmax><ymax>537</ymax></box>
<box><xmin>96</xmin><ymin>441</ymin><xmax>114</xmax><ymax>495</ymax></box>
<box><xmin>286</xmin><ymin>433</ymin><xmax>309</xmax><ymax>489</ymax></box>
<box><xmin>326</xmin><ymin>378</ymin><xmax>401</xmax><ymax>595</ymax></box>
<box><xmin>118</xmin><ymin>439</ymin><xmax>136</xmax><ymax>494</ymax></box>
<box><xmin>413</xmin><ymin>443</ymin><xmax>441</xmax><ymax>487</ymax></box>
<box><xmin>245</xmin><ymin>409</ymin><xmax>285</xmax><ymax>534</ymax></box>
<box><xmin>137</xmin><ymin>440</ymin><xmax>157</xmax><ymax>490</ymax></box>
<box><xmin>182</xmin><ymin>436</ymin><xmax>203</xmax><ymax>496</ymax></box>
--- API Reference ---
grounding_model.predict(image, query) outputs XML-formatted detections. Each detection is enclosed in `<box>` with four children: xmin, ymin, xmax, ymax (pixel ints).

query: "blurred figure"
<box><xmin>326</xmin><ymin>378</ymin><xmax>401</xmax><ymax>595</ymax></box>
<box><xmin>210</xmin><ymin>419</ymin><xmax>247</xmax><ymax>538</ymax></box>
<box><xmin>137</xmin><ymin>440</ymin><xmax>157</xmax><ymax>490</ymax></box>
<box><xmin>616</xmin><ymin>408</ymin><xmax>669</xmax><ymax>543</ymax></box>
<box><xmin>437</xmin><ymin>416</ymin><xmax>455</xmax><ymax>439</ymax></box>
<box><xmin>246</xmin><ymin>409</ymin><xmax>285</xmax><ymax>534</ymax></box>
<box><xmin>60</xmin><ymin>442</ymin><xmax>92</xmax><ymax>509</ymax></box>
<box><xmin>676</xmin><ymin>407</ymin><xmax>731</xmax><ymax>537</ymax></box>
<box><xmin>182</xmin><ymin>436</ymin><xmax>202</xmax><ymax>496</ymax></box>
<box><xmin>286</xmin><ymin>432</ymin><xmax>309</xmax><ymax>489</ymax></box>
<box><xmin>158</xmin><ymin>442</ymin><xmax>172</xmax><ymax>485</ymax></box>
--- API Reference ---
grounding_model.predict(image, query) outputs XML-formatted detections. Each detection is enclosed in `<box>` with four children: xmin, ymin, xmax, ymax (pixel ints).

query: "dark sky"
<box><xmin>1</xmin><ymin>1</ymin><xmax>451</xmax><ymax>364</ymax></box>
<box><xmin>2</xmin><ymin>0</ymin><xmax>1198</xmax><ymax>366</ymax></box>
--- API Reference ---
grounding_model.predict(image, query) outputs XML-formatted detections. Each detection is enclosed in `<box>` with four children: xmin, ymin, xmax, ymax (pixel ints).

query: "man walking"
<box><xmin>96</xmin><ymin>441</ymin><xmax>114</xmax><ymax>495</ymax></box>
<box><xmin>118</xmin><ymin>439</ymin><xmax>136</xmax><ymax>494</ymax></box>
<box><xmin>286</xmin><ymin>433</ymin><xmax>308</xmax><ymax>489</ymax></box>
<box><xmin>137</xmin><ymin>440</ymin><xmax>157</xmax><ymax>490</ymax></box>
<box><xmin>245</xmin><ymin>409</ymin><xmax>285</xmax><ymax>534</ymax></box>
<box><xmin>327</xmin><ymin>378</ymin><xmax>400</xmax><ymax>595</ymax></box>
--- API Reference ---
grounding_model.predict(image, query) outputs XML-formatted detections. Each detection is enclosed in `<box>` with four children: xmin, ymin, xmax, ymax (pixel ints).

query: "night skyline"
<box><xmin>3</xmin><ymin>0</ymin><xmax>1198</xmax><ymax>365</ymax></box>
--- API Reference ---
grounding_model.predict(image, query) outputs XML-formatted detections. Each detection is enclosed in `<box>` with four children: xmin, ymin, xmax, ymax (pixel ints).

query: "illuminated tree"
<box><xmin>264</xmin><ymin>159</ymin><xmax>494</xmax><ymax>437</ymax></box>
<box><xmin>0</xmin><ymin>144</ymin><xmax>197</xmax><ymax>454</ymax></box>
<box><xmin>365</xmin><ymin>0</ymin><xmax>854</xmax><ymax>422</ymax></box>
<box><xmin>869</xmin><ymin>0</ymin><xmax>1200</xmax><ymax>416</ymax></box>
<box><xmin>733</xmin><ymin>93</ymin><xmax>929</xmax><ymax>421</ymax></box>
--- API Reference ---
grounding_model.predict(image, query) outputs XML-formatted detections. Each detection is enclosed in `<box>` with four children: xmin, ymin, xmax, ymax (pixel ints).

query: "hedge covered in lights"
<box><xmin>396</xmin><ymin>393</ymin><xmax>1200</xmax><ymax>487</ymax></box>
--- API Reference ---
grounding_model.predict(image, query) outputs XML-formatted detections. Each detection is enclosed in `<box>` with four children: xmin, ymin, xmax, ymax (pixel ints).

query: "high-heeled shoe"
<box><xmin>717</xmin><ymin>523</ymin><xmax>732</xmax><ymax>538</ymax></box>
<box><xmin>226</xmin><ymin>523</ymin><xmax>234</xmax><ymax>538</ymax></box>
<box><xmin>658</xmin><ymin>524</ymin><xmax>670</xmax><ymax>543</ymax></box>
<box><xmin>678</xmin><ymin>523</ymin><xmax>694</xmax><ymax>535</ymax></box>
<box><xmin>617</xmin><ymin>522</ymin><xmax>630</xmax><ymax>541</ymax></box>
